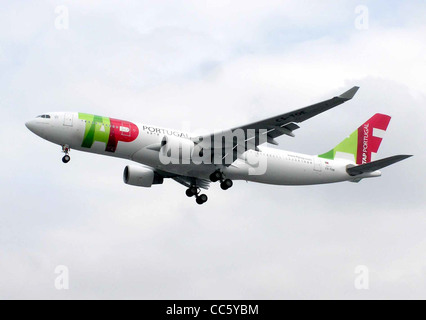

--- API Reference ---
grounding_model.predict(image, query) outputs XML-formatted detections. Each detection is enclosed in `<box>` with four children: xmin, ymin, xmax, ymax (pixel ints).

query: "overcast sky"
<box><xmin>1</xmin><ymin>0</ymin><xmax>425</xmax><ymax>299</ymax></box>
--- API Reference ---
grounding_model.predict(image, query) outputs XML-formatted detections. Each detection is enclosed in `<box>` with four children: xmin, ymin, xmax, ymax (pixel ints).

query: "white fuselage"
<box><xmin>25</xmin><ymin>112</ymin><xmax>372</xmax><ymax>186</ymax></box>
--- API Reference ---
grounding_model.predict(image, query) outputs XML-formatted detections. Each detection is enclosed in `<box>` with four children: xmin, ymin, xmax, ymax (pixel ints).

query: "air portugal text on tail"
<box><xmin>25</xmin><ymin>86</ymin><xmax>412</xmax><ymax>205</ymax></box>
<box><xmin>318</xmin><ymin>113</ymin><xmax>411</xmax><ymax>182</ymax></box>
<box><xmin>319</xmin><ymin>113</ymin><xmax>391</xmax><ymax>164</ymax></box>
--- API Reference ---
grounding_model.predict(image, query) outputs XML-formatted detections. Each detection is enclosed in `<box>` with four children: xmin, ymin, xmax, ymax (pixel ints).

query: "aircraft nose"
<box><xmin>25</xmin><ymin>120</ymin><xmax>36</xmax><ymax>132</ymax></box>
<box><xmin>25</xmin><ymin>119</ymin><xmax>46</xmax><ymax>138</ymax></box>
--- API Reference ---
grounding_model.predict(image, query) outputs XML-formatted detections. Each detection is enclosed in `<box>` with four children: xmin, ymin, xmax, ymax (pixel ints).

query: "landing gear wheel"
<box><xmin>190</xmin><ymin>186</ymin><xmax>198</xmax><ymax>195</ymax></box>
<box><xmin>209</xmin><ymin>171</ymin><xmax>222</xmax><ymax>182</ymax></box>
<box><xmin>220</xmin><ymin>179</ymin><xmax>233</xmax><ymax>190</ymax></box>
<box><xmin>62</xmin><ymin>155</ymin><xmax>70</xmax><ymax>163</ymax></box>
<box><xmin>199</xmin><ymin>194</ymin><xmax>208</xmax><ymax>203</ymax></box>
<box><xmin>186</xmin><ymin>186</ymin><xmax>199</xmax><ymax>198</ymax></box>
<box><xmin>196</xmin><ymin>194</ymin><xmax>208</xmax><ymax>205</ymax></box>
<box><xmin>62</xmin><ymin>145</ymin><xmax>71</xmax><ymax>163</ymax></box>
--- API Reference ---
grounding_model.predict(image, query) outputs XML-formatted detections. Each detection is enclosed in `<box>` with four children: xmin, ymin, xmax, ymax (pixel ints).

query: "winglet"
<box><xmin>338</xmin><ymin>86</ymin><xmax>360</xmax><ymax>101</ymax></box>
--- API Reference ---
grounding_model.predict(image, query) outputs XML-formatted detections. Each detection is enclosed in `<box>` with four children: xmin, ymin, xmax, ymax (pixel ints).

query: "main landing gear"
<box><xmin>186</xmin><ymin>186</ymin><xmax>208</xmax><ymax>205</ymax></box>
<box><xmin>62</xmin><ymin>145</ymin><xmax>71</xmax><ymax>163</ymax></box>
<box><xmin>209</xmin><ymin>171</ymin><xmax>233</xmax><ymax>190</ymax></box>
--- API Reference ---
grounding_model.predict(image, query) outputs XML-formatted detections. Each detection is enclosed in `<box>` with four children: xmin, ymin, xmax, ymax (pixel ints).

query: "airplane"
<box><xmin>25</xmin><ymin>86</ymin><xmax>412</xmax><ymax>205</ymax></box>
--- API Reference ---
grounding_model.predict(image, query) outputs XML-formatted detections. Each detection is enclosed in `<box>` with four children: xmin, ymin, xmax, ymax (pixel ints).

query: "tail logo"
<box><xmin>319</xmin><ymin>113</ymin><xmax>391</xmax><ymax>165</ymax></box>
<box><xmin>362</xmin><ymin>123</ymin><xmax>369</xmax><ymax>164</ymax></box>
<box><xmin>356</xmin><ymin>114</ymin><xmax>391</xmax><ymax>164</ymax></box>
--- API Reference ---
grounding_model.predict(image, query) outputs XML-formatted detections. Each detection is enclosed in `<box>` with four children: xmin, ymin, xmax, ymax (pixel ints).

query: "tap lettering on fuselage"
<box><xmin>79</xmin><ymin>113</ymin><xmax>139</xmax><ymax>153</ymax></box>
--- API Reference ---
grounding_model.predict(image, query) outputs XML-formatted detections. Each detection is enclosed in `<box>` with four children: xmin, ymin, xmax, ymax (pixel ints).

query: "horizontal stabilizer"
<box><xmin>346</xmin><ymin>155</ymin><xmax>412</xmax><ymax>176</ymax></box>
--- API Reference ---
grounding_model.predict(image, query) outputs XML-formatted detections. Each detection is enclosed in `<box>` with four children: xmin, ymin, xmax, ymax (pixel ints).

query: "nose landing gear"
<box><xmin>185</xmin><ymin>186</ymin><xmax>208</xmax><ymax>205</ymax></box>
<box><xmin>62</xmin><ymin>155</ymin><xmax>70</xmax><ymax>163</ymax></box>
<box><xmin>62</xmin><ymin>145</ymin><xmax>70</xmax><ymax>163</ymax></box>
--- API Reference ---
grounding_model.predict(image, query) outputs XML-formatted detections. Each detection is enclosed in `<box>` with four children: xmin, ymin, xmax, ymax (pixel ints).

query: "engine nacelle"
<box><xmin>160</xmin><ymin>135</ymin><xmax>195</xmax><ymax>163</ymax></box>
<box><xmin>123</xmin><ymin>165</ymin><xmax>163</xmax><ymax>188</ymax></box>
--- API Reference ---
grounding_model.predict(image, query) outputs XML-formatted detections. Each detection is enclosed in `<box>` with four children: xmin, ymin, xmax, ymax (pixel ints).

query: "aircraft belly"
<box><xmin>226</xmin><ymin>156</ymin><xmax>349</xmax><ymax>185</ymax></box>
<box><xmin>258</xmin><ymin>160</ymin><xmax>319</xmax><ymax>185</ymax></box>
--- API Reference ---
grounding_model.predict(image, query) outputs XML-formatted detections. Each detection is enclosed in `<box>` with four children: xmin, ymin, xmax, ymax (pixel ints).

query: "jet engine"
<box><xmin>123</xmin><ymin>165</ymin><xmax>164</xmax><ymax>187</ymax></box>
<box><xmin>160</xmin><ymin>135</ymin><xmax>195</xmax><ymax>163</ymax></box>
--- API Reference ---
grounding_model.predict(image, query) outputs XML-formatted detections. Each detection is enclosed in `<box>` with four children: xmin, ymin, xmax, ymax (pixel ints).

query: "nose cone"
<box><xmin>25</xmin><ymin>119</ymin><xmax>46</xmax><ymax>138</ymax></box>
<box><xmin>25</xmin><ymin>120</ymin><xmax>35</xmax><ymax>132</ymax></box>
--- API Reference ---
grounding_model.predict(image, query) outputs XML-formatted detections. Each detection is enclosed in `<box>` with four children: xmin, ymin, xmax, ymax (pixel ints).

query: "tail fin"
<box><xmin>318</xmin><ymin>113</ymin><xmax>391</xmax><ymax>164</ymax></box>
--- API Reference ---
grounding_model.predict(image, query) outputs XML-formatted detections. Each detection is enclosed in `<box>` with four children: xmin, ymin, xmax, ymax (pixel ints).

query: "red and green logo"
<box><xmin>79</xmin><ymin>113</ymin><xmax>139</xmax><ymax>153</ymax></box>
<box><xmin>319</xmin><ymin>113</ymin><xmax>391</xmax><ymax>164</ymax></box>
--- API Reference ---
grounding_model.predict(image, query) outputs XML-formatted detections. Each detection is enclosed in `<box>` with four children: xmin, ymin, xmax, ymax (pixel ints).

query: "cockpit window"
<box><xmin>36</xmin><ymin>114</ymin><xmax>51</xmax><ymax>119</ymax></box>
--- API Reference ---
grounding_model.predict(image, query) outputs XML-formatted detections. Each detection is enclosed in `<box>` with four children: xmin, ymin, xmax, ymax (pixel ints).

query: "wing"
<box><xmin>192</xmin><ymin>86</ymin><xmax>360</xmax><ymax>163</ymax></box>
<box><xmin>233</xmin><ymin>86</ymin><xmax>359</xmax><ymax>143</ymax></box>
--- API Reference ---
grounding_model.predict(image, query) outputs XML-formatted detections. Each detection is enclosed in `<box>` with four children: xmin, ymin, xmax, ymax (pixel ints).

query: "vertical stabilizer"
<box><xmin>318</xmin><ymin>113</ymin><xmax>391</xmax><ymax>164</ymax></box>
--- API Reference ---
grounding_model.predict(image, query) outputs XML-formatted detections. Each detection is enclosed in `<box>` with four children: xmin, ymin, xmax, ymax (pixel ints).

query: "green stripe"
<box><xmin>79</xmin><ymin>113</ymin><xmax>111</xmax><ymax>148</ymax></box>
<box><xmin>318</xmin><ymin>129</ymin><xmax>358</xmax><ymax>162</ymax></box>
